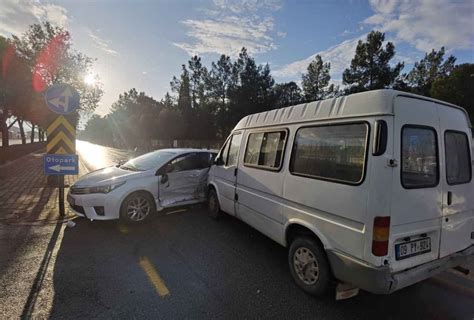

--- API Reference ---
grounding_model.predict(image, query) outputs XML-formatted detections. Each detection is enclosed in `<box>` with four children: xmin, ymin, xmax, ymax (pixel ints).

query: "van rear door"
<box><xmin>389</xmin><ymin>96</ymin><xmax>442</xmax><ymax>271</ymax></box>
<box><xmin>437</xmin><ymin>105</ymin><xmax>474</xmax><ymax>258</ymax></box>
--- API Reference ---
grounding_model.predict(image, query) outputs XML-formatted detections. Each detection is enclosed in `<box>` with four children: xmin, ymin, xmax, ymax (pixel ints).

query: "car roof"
<box><xmin>158</xmin><ymin>148</ymin><xmax>216</xmax><ymax>154</ymax></box>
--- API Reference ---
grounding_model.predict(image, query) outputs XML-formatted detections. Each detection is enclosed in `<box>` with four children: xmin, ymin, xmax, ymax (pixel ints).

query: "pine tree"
<box><xmin>404</xmin><ymin>47</ymin><xmax>456</xmax><ymax>96</ymax></box>
<box><xmin>342</xmin><ymin>31</ymin><xmax>404</xmax><ymax>93</ymax></box>
<box><xmin>301</xmin><ymin>55</ymin><xmax>336</xmax><ymax>101</ymax></box>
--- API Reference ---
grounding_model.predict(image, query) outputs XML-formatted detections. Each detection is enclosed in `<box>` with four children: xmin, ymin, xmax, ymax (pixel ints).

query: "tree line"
<box><xmin>83</xmin><ymin>30</ymin><xmax>473</xmax><ymax>150</ymax></box>
<box><xmin>0</xmin><ymin>22</ymin><xmax>102</xmax><ymax>147</ymax></box>
<box><xmin>0</xmin><ymin>22</ymin><xmax>471</xmax><ymax>150</ymax></box>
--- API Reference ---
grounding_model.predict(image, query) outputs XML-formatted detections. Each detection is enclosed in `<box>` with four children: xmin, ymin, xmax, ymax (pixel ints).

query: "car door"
<box><xmin>159</xmin><ymin>152</ymin><xmax>213</xmax><ymax>207</ymax></box>
<box><xmin>212</xmin><ymin>132</ymin><xmax>242</xmax><ymax>216</ymax></box>
<box><xmin>437</xmin><ymin>105</ymin><xmax>474</xmax><ymax>257</ymax></box>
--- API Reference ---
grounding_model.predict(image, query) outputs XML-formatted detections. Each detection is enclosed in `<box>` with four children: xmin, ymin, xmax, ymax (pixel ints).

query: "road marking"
<box><xmin>165</xmin><ymin>209</ymin><xmax>187</xmax><ymax>215</ymax></box>
<box><xmin>139</xmin><ymin>256</ymin><xmax>170</xmax><ymax>297</ymax></box>
<box><xmin>118</xmin><ymin>224</ymin><xmax>129</xmax><ymax>234</ymax></box>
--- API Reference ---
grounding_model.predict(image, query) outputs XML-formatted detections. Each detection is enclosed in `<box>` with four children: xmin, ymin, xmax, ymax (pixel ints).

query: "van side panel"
<box><xmin>437</xmin><ymin>104</ymin><xmax>474</xmax><ymax>257</ymax></box>
<box><xmin>235</xmin><ymin>130</ymin><xmax>288</xmax><ymax>245</ymax></box>
<box><xmin>280</xmin><ymin>122</ymin><xmax>369</xmax><ymax>260</ymax></box>
<box><xmin>364</xmin><ymin>116</ymin><xmax>395</xmax><ymax>266</ymax></box>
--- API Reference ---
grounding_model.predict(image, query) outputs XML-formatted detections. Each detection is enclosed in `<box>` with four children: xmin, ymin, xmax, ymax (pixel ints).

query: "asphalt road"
<box><xmin>76</xmin><ymin>140</ymin><xmax>136</xmax><ymax>170</ymax></box>
<box><xmin>1</xmin><ymin>141</ymin><xmax>473</xmax><ymax>319</ymax></box>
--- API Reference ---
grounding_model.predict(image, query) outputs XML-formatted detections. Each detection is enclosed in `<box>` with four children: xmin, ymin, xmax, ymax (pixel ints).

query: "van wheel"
<box><xmin>120</xmin><ymin>192</ymin><xmax>155</xmax><ymax>224</ymax></box>
<box><xmin>207</xmin><ymin>189</ymin><xmax>221</xmax><ymax>220</ymax></box>
<box><xmin>288</xmin><ymin>237</ymin><xmax>331</xmax><ymax>296</ymax></box>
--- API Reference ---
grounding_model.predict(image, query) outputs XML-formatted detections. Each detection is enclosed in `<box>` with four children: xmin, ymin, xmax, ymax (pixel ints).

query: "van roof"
<box><xmin>233</xmin><ymin>89</ymin><xmax>471</xmax><ymax>130</ymax></box>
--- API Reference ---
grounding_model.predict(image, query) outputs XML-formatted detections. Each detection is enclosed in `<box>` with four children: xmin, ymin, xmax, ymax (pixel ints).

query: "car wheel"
<box><xmin>120</xmin><ymin>192</ymin><xmax>155</xmax><ymax>223</ymax></box>
<box><xmin>288</xmin><ymin>237</ymin><xmax>332</xmax><ymax>296</ymax></box>
<box><xmin>207</xmin><ymin>189</ymin><xmax>221</xmax><ymax>220</ymax></box>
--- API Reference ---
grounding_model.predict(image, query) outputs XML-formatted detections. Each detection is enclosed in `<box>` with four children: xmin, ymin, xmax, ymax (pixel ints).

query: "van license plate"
<box><xmin>395</xmin><ymin>238</ymin><xmax>431</xmax><ymax>260</ymax></box>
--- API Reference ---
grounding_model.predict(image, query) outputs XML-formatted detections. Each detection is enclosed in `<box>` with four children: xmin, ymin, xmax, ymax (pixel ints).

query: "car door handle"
<box><xmin>447</xmin><ymin>191</ymin><xmax>452</xmax><ymax>206</ymax></box>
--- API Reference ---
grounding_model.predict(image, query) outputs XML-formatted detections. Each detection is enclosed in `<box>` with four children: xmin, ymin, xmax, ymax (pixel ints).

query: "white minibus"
<box><xmin>207</xmin><ymin>89</ymin><xmax>473</xmax><ymax>296</ymax></box>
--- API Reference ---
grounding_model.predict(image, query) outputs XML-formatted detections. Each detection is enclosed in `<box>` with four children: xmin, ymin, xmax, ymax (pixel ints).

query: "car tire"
<box><xmin>207</xmin><ymin>188</ymin><xmax>221</xmax><ymax>220</ymax></box>
<box><xmin>120</xmin><ymin>192</ymin><xmax>155</xmax><ymax>224</ymax></box>
<box><xmin>288</xmin><ymin>236</ymin><xmax>332</xmax><ymax>296</ymax></box>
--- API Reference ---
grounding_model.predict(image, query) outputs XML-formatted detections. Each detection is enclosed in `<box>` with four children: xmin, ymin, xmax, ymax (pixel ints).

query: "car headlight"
<box><xmin>72</xmin><ymin>181</ymin><xmax>126</xmax><ymax>194</ymax></box>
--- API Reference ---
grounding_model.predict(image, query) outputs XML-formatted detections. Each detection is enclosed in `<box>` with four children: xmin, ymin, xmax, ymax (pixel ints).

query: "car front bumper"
<box><xmin>327</xmin><ymin>245</ymin><xmax>474</xmax><ymax>294</ymax></box>
<box><xmin>67</xmin><ymin>191</ymin><xmax>121</xmax><ymax>220</ymax></box>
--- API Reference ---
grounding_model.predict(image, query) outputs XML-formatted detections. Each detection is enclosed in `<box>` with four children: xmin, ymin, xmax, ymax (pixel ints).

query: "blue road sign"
<box><xmin>44</xmin><ymin>84</ymin><xmax>80</xmax><ymax>114</ymax></box>
<box><xmin>44</xmin><ymin>154</ymin><xmax>79</xmax><ymax>175</ymax></box>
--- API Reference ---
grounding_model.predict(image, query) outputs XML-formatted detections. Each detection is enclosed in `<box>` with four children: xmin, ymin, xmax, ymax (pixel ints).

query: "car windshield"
<box><xmin>121</xmin><ymin>150</ymin><xmax>176</xmax><ymax>171</ymax></box>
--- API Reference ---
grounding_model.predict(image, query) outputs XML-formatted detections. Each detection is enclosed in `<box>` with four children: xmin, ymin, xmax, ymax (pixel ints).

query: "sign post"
<box><xmin>43</xmin><ymin>84</ymin><xmax>80</xmax><ymax>217</ymax></box>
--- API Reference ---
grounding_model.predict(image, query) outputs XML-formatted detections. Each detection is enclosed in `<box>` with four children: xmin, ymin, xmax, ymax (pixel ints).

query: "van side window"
<box><xmin>227</xmin><ymin>133</ymin><xmax>242</xmax><ymax>167</ymax></box>
<box><xmin>244</xmin><ymin>130</ymin><xmax>287</xmax><ymax>170</ymax></box>
<box><xmin>401</xmin><ymin>126</ymin><xmax>439</xmax><ymax>189</ymax></box>
<box><xmin>290</xmin><ymin>123</ymin><xmax>369</xmax><ymax>184</ymax></box>
<box><xmin>445</xmin><ymin>131</ymin><xmax>471</xmax><ymax>185</ymax></box>
<box><xmin>216</xmin><ymin>138</ymin><xmax>231</xmax><ymax>165</ymax></box>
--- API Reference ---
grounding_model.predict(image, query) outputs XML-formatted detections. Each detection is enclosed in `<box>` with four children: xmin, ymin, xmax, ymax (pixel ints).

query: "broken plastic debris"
<box><xmin>66</xmin><ymin>220</ymin><xmax>76</xmax><ymax>228</ymax></box>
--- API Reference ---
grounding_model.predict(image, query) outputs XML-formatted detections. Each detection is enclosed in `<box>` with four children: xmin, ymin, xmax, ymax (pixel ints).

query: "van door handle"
<box><xmin>447</xmin><ymin>191</ymin><xmax>452</xmax><ymax>206</ymax></box>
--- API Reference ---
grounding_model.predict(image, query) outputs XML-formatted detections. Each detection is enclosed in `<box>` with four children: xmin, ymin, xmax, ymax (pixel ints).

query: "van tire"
<box><xmin>288</xmin><ymin>237</ymin><xmax>331</xmax><ymax>296</ymax></box>
<box><xmin>207</xmin><ymin>189</ymin><xmax>221</xmax><ymax>220</ymax></box>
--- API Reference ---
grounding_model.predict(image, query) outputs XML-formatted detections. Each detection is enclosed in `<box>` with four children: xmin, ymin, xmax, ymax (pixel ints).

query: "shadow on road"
<box><xmin>21</xmin><ymin>222</ymin><xmax>63</xmax><ymax>319</ymax></box>
<box><xmin>48</xmin><ymin>209</ymin><xmax>474</xmax><ymax>319</ymax></box>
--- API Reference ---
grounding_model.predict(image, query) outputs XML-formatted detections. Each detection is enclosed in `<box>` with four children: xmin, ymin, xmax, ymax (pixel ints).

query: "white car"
<box><xmin>68</xmin><ymin>148</ymin><xmax>216</xmax><ymax>223</ymax></box>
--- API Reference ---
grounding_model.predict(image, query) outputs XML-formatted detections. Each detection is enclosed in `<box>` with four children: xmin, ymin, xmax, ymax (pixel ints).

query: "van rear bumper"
<box><xmin>327</xmin><ymin>245</ymin><xmax>474</xmax><ymax>294</ymax></box>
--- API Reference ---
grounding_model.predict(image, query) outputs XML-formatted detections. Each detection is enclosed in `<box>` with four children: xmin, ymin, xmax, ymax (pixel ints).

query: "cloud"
<box><xmin>275</xmin><ymin>0</ymin><xmax>473</xmax><ymax>81</ymax></box>
<box><xmin>87</xmin><ymin>29</ymin><xmax>119</xmax><ymax>57</ymax></box>
<box><xmin>175</xmin><ymin>0</ymin><xmax>283</xmax><ymax>57</ymax></box>
<box><xmin>0</xmin><ymin>0</ymin><xmax>69</xmax><ymax>37</ymax></box>
<box><xmin>274</xmin><ymin>35</ymin><xmax>364</xmax><ymax>79</ymax></box>
<box><xmin>364</xmin><ymin>0</ymin><xmax>474</xmax><ymax>52</ymax></box>
<box><xmin>213</xmin><ymin>0</ymin><xmax>282</xmax><ymax>13</ymax></box>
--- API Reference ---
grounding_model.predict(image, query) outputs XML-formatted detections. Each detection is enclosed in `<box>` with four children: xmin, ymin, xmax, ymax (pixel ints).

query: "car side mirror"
<box><xmin>115</xmin><ymin>159</ymin><xmax>125</xmax><ymax>168</ymax></box>
<box><xmin>160</xmin><ymin>174</ymin><xmax>169</xmax><ymax>184</ymax></box>
<box><xmin>214</xmin><ymin>157</ymin><xmax>224</xmax><ymax>166</ymax></box>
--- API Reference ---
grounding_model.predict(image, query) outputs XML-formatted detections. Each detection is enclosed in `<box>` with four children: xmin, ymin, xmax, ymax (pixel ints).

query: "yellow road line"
<box><xmin>165</xmin><ymin>209</ymin><xmax>187</xmax><ymax>215</ymax></box>
<box><xmin>139</xmin><ymin>256</ymin><xmax>170</xmax><ymax>297</ymax></box>
<box><xmin>118</xmin><ymin>224</ymin><xmax>129</xmax><ymax>234</ymax></box>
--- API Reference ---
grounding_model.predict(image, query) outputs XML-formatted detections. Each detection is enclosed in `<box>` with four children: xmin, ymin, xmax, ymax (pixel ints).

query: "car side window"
<box><xmin>195</xmin><ymin>152</ymin><xmax>214</xmax><ymax>169</ymax></box>
<box><xmin>169</xmin><ymin>153</ymin><xmax>203</xmax><ymax>172</ymax></box>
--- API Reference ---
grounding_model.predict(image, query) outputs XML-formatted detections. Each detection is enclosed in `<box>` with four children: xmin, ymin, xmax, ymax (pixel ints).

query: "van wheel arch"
<box><xmin>286</xmin><ymin>224</ymin><xmax>335</xmax><ymax>295</ymax></box>
<box><xmin>286</xmin><ymin>224</ymin><xmax>325</xmax><ymax>248</ymax></box>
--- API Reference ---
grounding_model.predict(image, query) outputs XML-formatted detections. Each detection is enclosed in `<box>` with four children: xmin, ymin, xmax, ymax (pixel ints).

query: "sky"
<box><xmin>0</xmin><ymin>0</ymin><xmax>473</xmax><ymax>116</ymax></box>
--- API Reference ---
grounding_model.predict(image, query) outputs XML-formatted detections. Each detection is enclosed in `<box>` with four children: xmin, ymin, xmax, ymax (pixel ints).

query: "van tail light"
<box><xmin>372</xmin><ymin>216</ymin><xmax>390</xmax><ymax>256</ymax></box>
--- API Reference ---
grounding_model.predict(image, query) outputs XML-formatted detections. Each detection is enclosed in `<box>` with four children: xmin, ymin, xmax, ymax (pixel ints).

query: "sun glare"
<box><xmin>84</xmin><ymin>73</ymin><xmax>96</xmax><ymax>85</ymax></box>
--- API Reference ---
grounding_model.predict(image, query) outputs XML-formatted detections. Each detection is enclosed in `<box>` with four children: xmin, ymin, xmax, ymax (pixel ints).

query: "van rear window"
<box><xmin>290</xmin><ymin>123</ymin><xmax>369</xmax><ymax>184</ymax></box>
<box><xmin>401</xmin><ymin>126</ymin><xmax>439</xmax><ymax>189</ymax></box>
<box><xmin>445</xmin><ymin>131</ymin><xmax>471</xmax><ymax>185</ymax></box>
